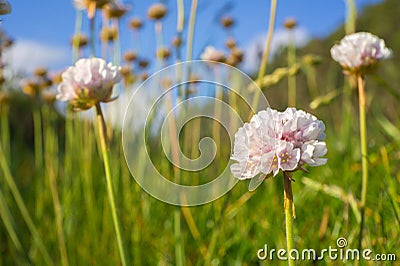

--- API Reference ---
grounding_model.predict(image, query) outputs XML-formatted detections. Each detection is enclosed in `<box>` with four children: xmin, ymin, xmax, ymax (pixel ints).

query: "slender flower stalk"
<box><xmin>95</xmin><ymin>103</ymin><xmax>127</xmax><ymax>266</ymax></box>
<box><xmin>284</xmin><ymin>171</ymin><xmax>295</xmax><ymax>266</ymax></box>
<box><xmin>57</xmin><ymin>57</ymin><xmax>127</xmax><ymax>265</ymax></box>
<box><xmin>285</xmin><ymin>18</ymin><xmax>297</xmax><ymax>107</ymax></box>
<box><xmin>357</xmin><ymin>74</ymin><xmax>368</xmax><ymax>250</ymax></box>
<box><xmin>0</xmin><ymin>143</ymin><xmax>52</xmax><ymax>265</ymax></box>
<box><xmin>252</xmin><ymin>0</ymin><xmax>277</xmax><ymax>110</ymax></box>
<box><xmin>231</xmin><ymin>107</ymin><xmax>327</xmax><ymax>266</ymax></box>
<box><xmin>330</xmin><ymin>32</ymin><xmax>391</xmax><ymax>249</ymax></box>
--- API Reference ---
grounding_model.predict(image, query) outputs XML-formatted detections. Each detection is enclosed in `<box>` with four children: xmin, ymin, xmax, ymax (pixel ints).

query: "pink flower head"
<box><xmin>57</xmin><ymin>57</ymin><xmax>121</xmax><ymax>111</ymax></box>
<box><xmin>230</xmin><ymin>107</ymin><xmax>327</xmax><ymax>180</ymax></box>
<box><xmin>330</xmin><ymin>32</ymin><xmax>391</xmax><ymax>75</ymax></box>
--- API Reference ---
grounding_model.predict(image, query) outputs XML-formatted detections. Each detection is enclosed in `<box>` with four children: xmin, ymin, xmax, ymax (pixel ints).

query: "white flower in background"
<box><xmin>200</xmin><ymin>46</ymin><xmax>226</xmax><ymax>62</ymax></box>
<box><xmin>57</xmin><ymin>57</ymin><xmax>121</xmax><ymax>111</ymax></box>
<box><xmin>230</xmin><ymin>107</ymin><xmax>327</xmax><ymax>179</ymax></box>
<box><xmin>330</xmin><ymin>32</ymin><xmax>392</xmax><ymax>75</ymax></box>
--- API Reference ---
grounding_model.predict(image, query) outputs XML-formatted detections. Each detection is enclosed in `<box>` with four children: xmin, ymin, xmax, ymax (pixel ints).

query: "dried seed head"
<box><xmin>51</xmin><ymin>72</ymin><xmax>63</xmax><ymax>85</ymax></box>
<box><xmin>40</xmin><ymin>78</ymin><xmax>53</xmax><ymax>89</ymax></box>
<box><xmin>0</xmin><ymin>0</ymin><xmax>11</xmax><ymax>15</ymax></box>
<box><xmin>141</xmin><ymin>72</ymin><xmax>149</xmax><ymax>81</ymax></box>
<box><xmin>284</xmin><ymin>18</ymin><xmax>297</xmax><ymax>30</ymax></box>
<box><xmin>221</xmin><ymin>16</ymin><xmax>234</xmax><ymax>28</ymax></box>
<box><xmin>34</xmin><ymin>67</ymin><xmax>48</xmax><ymax>77</ymax></box>
<box><xmin>157</xmin><ymin>47</ymin><xmax>171</xmax><ymax>60</ymax></box>
<box><xmin>225</xmin><ymin>37</ymin><xmax>236</xmax><ymax>49</ymax></box>
<box><xmin>123</xmin><ymin>51</ymin><xmax>137</xmax><ymax>62</ymax></box>
<box><xmin>2</xmin><ymin>38</ymin><xmax>13</xmax><ymax>48</ymax></box>
<box><xmin>225</xmin><ymin>55</ymin><xmax>238</xmax><ymax>67</ymax></box>
<box><xmin>71</xmin><ymin>34</ymin><xmax>88</xmax><ymax>48</ymax></box>
<box><xmin>147</xmin><ymin>3</ymin><xmax>167</xmax><ymax>20</ymax></box>
<box><xmin>100</xmin><ymin>26</ymin><xmax>118</xmax><ymax>42</ymax></box>
<box><xmin>22</xmin><ymin>81</ymin><xmax>41</xmax><ymax>96</ymax></box>
<box><xmin>172</xmin><ymin>36</ymin><xmax>182</xmax><ymax>47</ymax></box>
<box><xmin>120</xmin><ymin>65</ymin><xmax>132</xmax><ymax>77</ymax></box>
<box><xmin>230</xmin><ymin>47</ymin><xmax>244</xmax><ymax>62</ymax></box>
<box><xmin>103</xmin><ymin>2</ymin><xmax>129</xmax><ymax>19</ymax></box>
<box><xmin>129</xmin><ymin>17</ymin><xmax>143</xmax><ymax>29</ymax></box>
<box><xmin>138</xmin><ymin>59</ymin><xmax>149</xmax><ymax>69</ymax></box>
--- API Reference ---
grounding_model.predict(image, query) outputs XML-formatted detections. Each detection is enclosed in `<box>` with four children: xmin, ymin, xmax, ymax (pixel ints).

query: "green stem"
<box><xmin>252</xmin><ymin>0</ymin><xmax>277</xmax><ymax>111</ymax></box>
<box><xmin>0</xmin><ymin>185</ymin><xmax>23</xmax><ymax>253</ymax></box>
<box><xmin>72</xmin><ymin>9</ymin><xmax>83</xmax><ymax>62</ymax></box>
<box><xmin>33</xmin><ymin>105</ymin><xmax>43</xmax><ymax>176</ymax></box>
<box><xmin>43</xmin><ymin>106</ymin><xmax>69</xmax><ymax>266</ymax></box>
<box><xmin>357</xmin><ymin>74</ymin><xmax>368</xmax><ymax>250</ymax></box>
<box><xmin>1</xmin><ymin>104</ymin><xmax>10</xmax><ymax>165</ymax></box>
<box><xmin>186</xmin><ymin>0</ymin><xmax>198</xmax><ymax>61</ymax></box>
<box><xmin>287</xmin><ymin>32</ymin><xmax>296</xmax><ymax>107</ymax></box>
<box><xmin>0</xmin><ymin>142</ymin><xmax>52</xmax><ymax>265</ymax></box>
<box><xmin>95</xmin><ymin>103</ymin><xmax>128</xmax><ymax>266</ymax></box>
<box><xmin>283</xmin><ymin>171</ymin><xmax>295</xmax><ymax>266</ymax></box>
<box><xmin>345</xmin><ymin>0</ymin><xmax>357</xmax><ymax>34</ymax></box>
<box><xmin>90</xmin><ymin>14</ymin><xmax>95</xmax><ymax>57</ymax></box>
<box><xmin>155</xmin><ymin>21</ymin><xmax>164</xmax><ymax>70</ymax></box>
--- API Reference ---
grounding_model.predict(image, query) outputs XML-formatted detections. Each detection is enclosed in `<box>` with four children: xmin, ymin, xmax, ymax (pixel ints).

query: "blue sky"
<box><xmin>2</xmin><ymin>0</ymin><xmax>382</xmax><ymax>74</ymax></box>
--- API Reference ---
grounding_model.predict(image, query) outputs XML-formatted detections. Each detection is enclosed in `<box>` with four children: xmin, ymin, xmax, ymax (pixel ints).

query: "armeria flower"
<box><xmin>230</xmin><ymin>107</ymin><xmax>327</xmax><ymax>180</ymax></box>
<box><xmin>57</xmin><ymin>57</ymin><xmax>121</xmax><ymax>111</ymax></box>
<box><xmin>200</xmin><ymin>46</ymin><xmax>226</xmax><ymax>63</ymax></box>
<box><xmin>330</xmin><ymin>32</ymin><xmax>392</xmax><ymax>75</ymax></box>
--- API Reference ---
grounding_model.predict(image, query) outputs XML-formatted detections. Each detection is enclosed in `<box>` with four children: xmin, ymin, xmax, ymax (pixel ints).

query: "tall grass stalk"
<box><xmin>252</xmin><ymin>0</ymin><xmax>277</xmax><ymax>111</ymax></box>
<box><xmin>0</xmin><ymin>186</ymin><xmax>23</xmax><ymax>254</ymax></box>
<box><xmin>42</xmin><ymin>105</ymin><xmax>69</xmax><ymax>266</ymax></box>
<box><xmin>95</xmin><ymin>103</ymin><xmax>128</xmax><ymax>266</ymax></box>
<box><xmin>72</xmin><ymin>9</ymin><xmax>83</xmax><ymax>62</ymax></box>
<box><xmin>155</xmin><ymin>21</ymin><xmax>164</xmax><ymax>70</ymax></box>
<box><xmin>0</xmin><ymin>104</ymin><xmax>10</xmax><ymax>165</ymax></box>
<box><xmin>357</xmin><ymin>74</ymin><xmax>368</xmax><ymax>250</ymax></box>
<box><xmin>0</xmin><ymin>142</ymin><xmax>52</xmax><ymax>265</ymax></box>
<box><xmin>287</xmin><ymin>33</ymin><xmax>296</xmax><ymax>106</ymax></box>
<box><xmin>283</xmin><ymin>171</ymin><xmax>295</xmax><ymax>266</ymax></box>
<box><xmin>33</xmin><ymin>105</ymin><xmax>43</xmax><ymax>176</ymax></box>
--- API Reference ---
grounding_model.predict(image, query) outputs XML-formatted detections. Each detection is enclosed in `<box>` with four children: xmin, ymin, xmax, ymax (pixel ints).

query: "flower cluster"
<box><xmin>330</xmin><ymin>32</ymin><xmax>391</xmax><ymax>75</ymax></box>
<box><xmin>57</xmin><ymin>57</ymin><xmax>121</xmax><ymax>111</ymax></box>
<box><xmin>230</xmin><ymin>108</ymin><xmax>327</xmax><ymax>180</ymax></box>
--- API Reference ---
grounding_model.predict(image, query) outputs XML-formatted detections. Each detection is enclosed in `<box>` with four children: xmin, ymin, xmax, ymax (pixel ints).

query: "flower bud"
<box><xmin>147</xmin><ymin>3</ymin><xmax>167</xmax><ymax>20</ymax></box>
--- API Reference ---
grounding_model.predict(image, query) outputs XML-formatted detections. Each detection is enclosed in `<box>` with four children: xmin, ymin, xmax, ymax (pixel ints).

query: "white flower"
<box><xmin>200</xmin><ymin>46</ymin><xmax>225</xmax><ymax>62</ymax></box>
<box><xmin>301</xmin><ymin>141</ymin><xmax>327</xmax><ymax>167</ymax></box>
<box><xmin>330</xmin><ymin>32</ymin><xmax>391</xmax><ymax>74</ymax></box>
<box><xmin>57</xmin><ymin>57</ymin><xmax>121</xmax><ymax>111</ymax></box>
<box><xmin>230</xmin><ymin>107</ymin><xmax>327</xmax><ymax>179</ymax></box>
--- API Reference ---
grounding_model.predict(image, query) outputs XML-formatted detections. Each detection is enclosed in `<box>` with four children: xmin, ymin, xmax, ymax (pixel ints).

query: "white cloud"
<box><xmin>242</xmin><ymin>27</ymin><xmax>310</xmax><ymax>74</ymax></box>
<box><xmin>3</xmin><ymin>39</ymin><xmax>70</xmax><ymax>74</ymax></box>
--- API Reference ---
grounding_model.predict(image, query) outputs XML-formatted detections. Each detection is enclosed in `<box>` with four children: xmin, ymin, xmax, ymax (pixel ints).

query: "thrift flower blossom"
<box><xmin>200</xmin><ymin>46</ymin><xmax>226</xmax><ymax>62</ymax></box>
<box><xmin>230</xmin><ymin>107</ymin><xmax>327</xmax><ymax>180</ymax></box>
<box><xmin>57</xmin><ymin>57</ymin><xmax>121</xmax><ymax>111</ymax></box>
<box><xmin>330</xmin><ymin>32</ymin><xmax>391</xmax><ymax>75</ymax></box>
